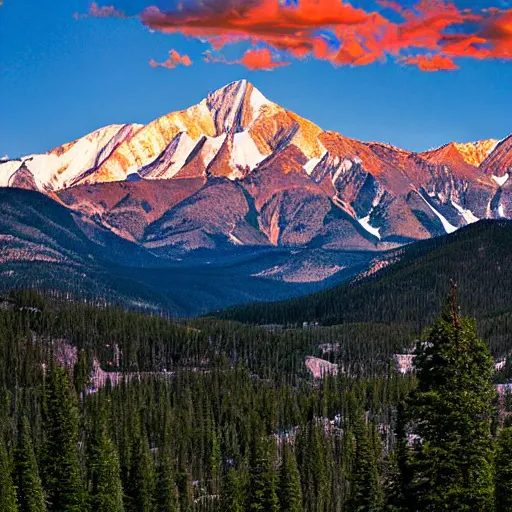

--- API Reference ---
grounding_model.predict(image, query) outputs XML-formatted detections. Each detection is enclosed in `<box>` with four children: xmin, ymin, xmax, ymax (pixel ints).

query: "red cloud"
<box><xmin>86</xmin><ymin>0</ymin><xmax>512</xmax><ymax>71</ymax></box>
<box><xmin>140</xmin><ymin>0</ymin><xmax>371</xmax><ymax>37</ymax></box>
<box><xmin>205</xmin><ymin>48</ymin><xmax>290</xmax><ymax>70</ymax></box>
<box><xmin>239</xmin><ymin>48</ymin><xmax>290</xmax><ymax>70</ymax></box>
<box><xmin>400</xmin><ymin>53</ymin><xmax>459</xmax><ymax>71</ymax></box>
<box><xmin>481</xmin><ymin>10</ymin><xmax>512</xmax><ymax>57</ymax></box>
<box><xmin>149</xmin><ymin>49</ymin><xmax>192</xmax><ymax>69</ymax></box>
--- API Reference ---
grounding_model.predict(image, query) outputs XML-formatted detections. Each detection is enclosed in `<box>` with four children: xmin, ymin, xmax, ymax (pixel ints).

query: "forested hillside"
<box><xmin>1</xmin><ymin>289</ymin><xmax>512</xmax><ymax>511</ymax></box>
<box><xmin>0</xmin><ymin>290</ymin><xmax>414</xmax><ymax>512</ymax></box>
<box><xmin>216</xmin><ymin>220</ymin><xmax>512</xmax><ymax>333</ymax></box>
<box><xmin>0</xmin><ymin>188</ymin><xmax>372</xmax><ymax>317</ymax></box>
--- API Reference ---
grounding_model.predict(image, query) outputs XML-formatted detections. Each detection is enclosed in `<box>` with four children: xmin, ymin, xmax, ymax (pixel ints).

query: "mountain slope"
<box><xmin>0</xmin><ymin>79</ymin><xmax>511</xmax><ymax>310</ymax></box>
<box><xmin>0</xmin><ymin>188</ymin><xmax>376</xmax><ymax>315</ymax></box>
<box><xmin>1</xmin><ymin>79</ymin><xmax>510</xmax><ymax>260</ymax></box>
<box><xmin>214</xmin><ymin>220</ymin><xmax>512</xmax><ymax>329</ymax></box>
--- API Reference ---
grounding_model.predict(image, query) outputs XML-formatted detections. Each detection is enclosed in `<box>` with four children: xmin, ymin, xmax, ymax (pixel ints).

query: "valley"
<box><xmin>1</xmin><ymin>80</ymin><xmax>511</xmax><ymax>315</ymax></box>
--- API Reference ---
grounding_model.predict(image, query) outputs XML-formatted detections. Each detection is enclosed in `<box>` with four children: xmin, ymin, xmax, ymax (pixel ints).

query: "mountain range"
<box><xmin>1</xmin><ymin>79</ymin><xmax>511</xmax><ymax>314</ymax></box>
<box><xmin>217</xmin><ymin>219</ymin><xmax>512</xmax><ymax>329</ymax></box>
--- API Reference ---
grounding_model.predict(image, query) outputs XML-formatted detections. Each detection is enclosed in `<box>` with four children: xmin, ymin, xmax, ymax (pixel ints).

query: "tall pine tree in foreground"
<box><xmin>495</xmin><ymin>427</ymin><xmax>512</xmax><ymax>511</ymax></box>
<box><xmin>278</xmin><ymin>443</ymin><xmax>302</xmax><ymax>512</ymax></box>
<box><xmin>42</xmin><ymin>367</ymin><xmax>87</xmax><ymax>512</ymax></box>
<box><xmin>88</xmin><ymin>417</ymin><xmax>124</xmax><ymax>512</ymax></box>
<box><xmin>0</xmin><ymin>432</ymin><xmax>18</xmax><ymax>512</ymax></box>
<box><xmin>15</xmin><ymin>417</ymin><xmax>46</xmax><ymax>512</ymax></box>
<box><xmin>400</xmin><ymin>284</ymin><xmax>495</xmax><ymax>511</ymax></box>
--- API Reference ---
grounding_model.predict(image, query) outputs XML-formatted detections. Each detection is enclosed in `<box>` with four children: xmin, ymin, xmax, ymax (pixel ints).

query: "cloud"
<box><xmin>75</xmin><ymin>2</ymin><xmax>126</xmax><ymax>19</ymax></box>
<box><xmin>139</xmin><ymin>0</ymin><xmax>378</xmax><ymax>56</ymax></box>
<box><xmin>480</xmin><ymin>10</ymin><xmax>512</xmax><ymax>57</ymax></box>
<box><xmin>89</xmin><ymin>2</ymin><xmax>125</xmax><ymax>17</ymax></box>
<box><xmin>400</xmin><ymin>53</ymin><xmax>459</xmax><ymax>71</ymax></box>
<box><xmin>85</xmin><ymin>0</ymin><xmax>512</xmax><ymax>71</ymax></box>
<box><xmin>149</xmin><ymin>49</ymin><xmax>192</xmax><ymax>69</ymax></box>
<box><xmin>205</xmin><ymin>47</ymin><xmax>290</xmax><ymax>70</ymax></box>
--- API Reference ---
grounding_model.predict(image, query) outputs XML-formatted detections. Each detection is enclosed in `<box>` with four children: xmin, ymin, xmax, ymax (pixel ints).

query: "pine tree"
<box><xmin>347</xmin><ymin>415</ymin><xmax>382</xmax><ymax>512</ymax></box>
<box><xmin>220</xmin><ymin>467</ymin><xmax>244</xmax><ymax>512</ymax></box>
<box><xmin>0</xmin><ymin>434</ymin><xmax>19</xmax><ymax>512</ymax></box>
<box><xmin>175</xmin><ymin>471</ymin><xmax>193</xmax><ymax>512</ymax></box>
<box><xmin>127</xmin><ymin>433</ymin><xmax>155</xmax><ymax>512</ymax></box>
<box><xmin>495</xmin><ymin>427</ymin><xmax>512</xmax><ymax>511</ymax></box>
<box><xmin>155</xmin><ymin>448</ymin><xmax>179</xmax><ymax>512</ymax></box>
<box><xmin>15</xmin><ymin>417</ymin><xmax>46</xmax><ymax>512</ymax></box>
<box><xmin>297</xmin><ymin>422</ymin><xmax>329</xmax><ymax>512</ymax></box>
<box><xmin>247</xmin><ymin>433</ymin><xmax>279</xmax><ymax>512</ymax></box>
<box><xmin>278</xmin><ymin>443</ymin><xmax>302</xmax><ymax>512</ymax></box>
<box><xmin>42</xmin><ymin>367</ymin><xmax>87</xmax><ymax>512</ymax></box>
<box><xmin>210</xmin><ymin>427</ymin><xmax>221</xmax><ymax>494</ymax></box>
<box><xmin>73</xmin><ymin>350</ymin><xmax>90</xmax><ymax>395</ymax></box>
<box><xmin>401</xmin><ymin>287</ymin><xmax>496</xmax><ymax>511</ymax></box>
<box><xmin>384</xmin><ymin>403</ymin><xmax>409</xmax><ymax>512</ymax></box>
<box><xmin>89</xmin><ymin>420</ymin><xmax>124</xmax><ymax>512</ymax></box>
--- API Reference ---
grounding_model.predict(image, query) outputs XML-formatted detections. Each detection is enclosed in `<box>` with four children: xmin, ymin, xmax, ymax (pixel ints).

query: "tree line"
<box><xmin>1</xmin><ymin>289</ymin><xmax>512</xmax><ymax>510</ymax></box>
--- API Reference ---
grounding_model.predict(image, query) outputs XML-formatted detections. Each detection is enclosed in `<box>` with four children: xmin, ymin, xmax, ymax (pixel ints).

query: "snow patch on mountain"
<box><xmin>358</xmin><ymin>216</ymin><xmax>381</xmax><ymax>239</ymax></box>
<box><xmin>140</xmin><ymin>131</ymin><xmax>199</xmax><ymax>179</ymax></box>
<box><xmin>331</xmin><ymin>159</ymin><xmax>354</xmax><ymax>184</ymax></box>
<box><xmin>0</xmin><ymin>160</ymin><xmax>22</xmax><ymax>187</ymax></box>
<box><xmin>451</xmin><ymin>201</ymin><xmax>479</xmax><ymax>224</ymax></box>
<box><xmin>304</xmin><ymin>151</ymin><xmax>328</xmax><ymax>176</ymax></box>
<box><xmin>420</xmin><ymin>194</ymin><xmax>458</xmax><ymax>233</ymax></box>
<box><xmin>249</xmin><ymin>85</ymin><xmax>272</xmax><ymax>117</ymax></box>
<box><xmin>204</xmin><ymin>135</ymin><xmax>228</xmax><ymax>167</ymax></box>
<box><xmin>492</xmin><ymin>173</ymin><xmax>509</xmax><ymax>187</ymax></box>
<box><xmin>1</xmin><ymin>124</ymin><xmax>136</xmax><ymax>191</ymax></box>
<box><xmin>205</xmin><ymin>79</ymin><xmax>268</xmax><ymax>134</ymax></box>
<box><xmin>231</xmin><ymin>131</ymin><xmax>265</xmax><ymax>175</ymax></box>
<box><xmin>157</xmin><ymin>133</ymin><xmax>197</xmax><ymax>178</ymax></box>
<box><xmin>418</xmin><ymin>193</ymin><xmax>457</xmax><ymax>234</ymax></box>
<box><xmin>165</xmin><ymin>133</ymin><xmax>198</xmax><ymax>178</ymax></box>
<box><xmin>228</xmin><ymin>232</ymin><xmax>244</xmax><ymax>245</ymax></box>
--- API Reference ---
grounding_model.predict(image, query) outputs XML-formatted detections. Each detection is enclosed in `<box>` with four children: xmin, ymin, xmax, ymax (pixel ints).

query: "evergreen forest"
<box><xmin>1</xmin><ymin>283</ymin><xmax>512</xmax><ymax>511</ymax></box>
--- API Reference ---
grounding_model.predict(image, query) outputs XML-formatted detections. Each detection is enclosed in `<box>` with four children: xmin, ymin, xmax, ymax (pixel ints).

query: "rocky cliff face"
<box><xmin>1</xmin><ymin>79</ymin><xmax>510</xmax><ymax>263</ymax></box>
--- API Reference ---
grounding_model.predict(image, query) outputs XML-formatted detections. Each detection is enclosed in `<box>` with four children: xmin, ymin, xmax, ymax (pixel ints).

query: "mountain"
<box><xmin>3</xmin><ymin>80</ymin><xmax>511</xmax><ymax>250</ymax></box>
<box><xmin>0</xmin><ymin>187</ymin><xmax>376</xmax><ymax>315</ymax></box>
<box><xmin>215</xmin><ymin>220</ymin><xmax>512</xmax><ymax>331</ymax></box>
<box><xmin>0</xmin><ymin>79</ymin><xmax>511</xmax><ymax>311</ymax></box>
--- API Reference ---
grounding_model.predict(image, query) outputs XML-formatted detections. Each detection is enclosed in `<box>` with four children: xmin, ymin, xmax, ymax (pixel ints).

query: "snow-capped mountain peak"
<box><xmin>1</xmin><ymin>81</ymin><xmax>511</xmax><ymax>258</ymax></box>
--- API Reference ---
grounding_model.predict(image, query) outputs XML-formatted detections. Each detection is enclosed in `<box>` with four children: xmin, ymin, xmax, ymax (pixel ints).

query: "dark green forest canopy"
<box><xmin>215</xmin><ymin>221</ymin><xmax>512</xmax><ymax>355</ymax></box>
<box><xmin>0</xmin><ymin>290</ymin><xmax>418</xmax><ymax>512</ymax></box>
<box><xmin>1</xmin><ymin>287</ymin><xmax>512</xmax><ymax>511</ymax></box>
<box><xmin>0</xmin><ymin>289</ymin><xmax>415</xmax><ymax>380</ymax></box>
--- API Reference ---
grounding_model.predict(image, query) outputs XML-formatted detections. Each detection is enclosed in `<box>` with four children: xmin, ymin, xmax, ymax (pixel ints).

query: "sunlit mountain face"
<box><xmin>2</xmin><ymin>80</ymin><xmax>510</xmax><ymax>246</ymax></box>
<box><xmin>0</xmin><ymin>80</ymin><xmax>511</xmax><ymax>314</ymax></box>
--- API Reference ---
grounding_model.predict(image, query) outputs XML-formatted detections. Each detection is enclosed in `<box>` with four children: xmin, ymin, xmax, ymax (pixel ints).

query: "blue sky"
<box><xmin>1</xmin><ymin>0</ymin><xmax>511</xmax><ymax>158</ymax></box>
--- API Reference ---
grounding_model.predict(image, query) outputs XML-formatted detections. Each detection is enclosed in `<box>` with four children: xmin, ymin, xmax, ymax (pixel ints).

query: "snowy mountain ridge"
<box><xmin>1</xmin><ymin>79</ymin><xmax>512</xmax><ymax>263</ymax></box>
